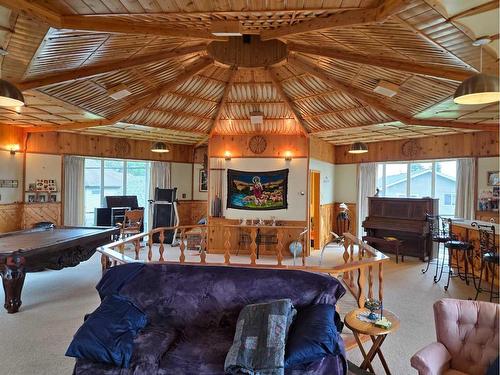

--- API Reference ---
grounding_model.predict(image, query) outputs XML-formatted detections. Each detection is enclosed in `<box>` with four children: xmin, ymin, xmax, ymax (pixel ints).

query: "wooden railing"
<box><xmin>98</xmin><ymin>225</ymin><xmax>389</xmax><ymax>308</ymax></box>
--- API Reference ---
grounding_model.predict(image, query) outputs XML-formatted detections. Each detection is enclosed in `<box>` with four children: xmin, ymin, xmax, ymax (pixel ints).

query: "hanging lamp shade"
<box><xmin>151</xmin><ymin>142</ymin><xmax>170</xmax><ymax>153</ymax></box>
<box><xmin>0</xmin><ymin>79</ymin><xmax>24</xmax><ymax>107</ymax></box>
<box><xmin>453</xmin><ymin>73</ymin><xmax>500</xmax><ymax>105</ymax></box>
<box><xmin>348</xmin><ymin>142</ymin><xmax>368</xmax><ymax>154</ymax></box>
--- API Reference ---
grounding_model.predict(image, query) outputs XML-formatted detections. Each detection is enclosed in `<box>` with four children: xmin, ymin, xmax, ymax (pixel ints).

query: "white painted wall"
<box><xmin>210</xmin><ymin>157</ymin><xmax>308</xmax><ymax>221</ymax></box>
<box><xmin>334</xmin><ymin>164</ymin><xmax>357</xmax><ymax>203</ymax></box>
<box><xmin>193</xmin><ymin>163</ymin><xmax>208</xmax><ymax>201</ymax></box>
<box><xmin>25</xmin><ymin>153</ymin><xmax>62</xmax><ymax>201</ymax></box>
<box><xmin>0</xmin><ymin>150</ymin><xmax>23</xmax><ymax>203</ymax></box>
<box><xmin>478</xmin><ymin>156</ymin><xmax>500</xmax><ymax>195</ymax></box>
<box><xmin>309</xmin><ymin>158</ymin><xmax>335</xmax><ymax>205</ymax></box>
<box><xmin>170</xmin><ymin>162</ymin><xmax>192</xmax><ymax>200</ymax></box>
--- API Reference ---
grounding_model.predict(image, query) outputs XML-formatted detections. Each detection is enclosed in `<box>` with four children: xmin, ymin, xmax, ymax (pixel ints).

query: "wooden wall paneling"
<box><xmin>0</xmin><ymin>124</ymin><xmax>24</xmax><ymax>151</ymax></box>
<box><xmin>177</xmin><ymin>200</ymin><xmax>208</xmax><ymax>226</ymax></box>
<box><xmin>194</xmin><ymin>146</ymin><xmax>208</xmax><ymax>164</ymax></box>
<box><xmin>22</xmin><ymin>202</ymin><xmax>61</xmax><ymax>229</ymax></box>
<box><xmin>25</xmin><ymin>132</ymin><xmax>194</xmax><ymax>163</ymax></box>
<box><xmin>0</xmin><ymin>203</ymin><xmax>23</xmax><ymax>233</ymax></box>
<box><xmin>335</xmin><ymin>132</ymin><xmax>499</xmax><ymax>164</ymax></box>
<box><xmin>319</xmin><ymin>203</ymin><xmax>334</xmax><ymax>250</ymax></box>
<box><xmin>310</xmin><ymin>136</ymin><xmax>335</xmax><ymax>164</ymax></box>
<box><xmin>209</xmin><ymin>134</ymin><xmax>308</xmax><ymax>158</ymax></box>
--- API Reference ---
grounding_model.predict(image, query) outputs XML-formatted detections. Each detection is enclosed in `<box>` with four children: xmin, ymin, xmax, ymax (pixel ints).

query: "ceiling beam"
<box><xmin>0</xmin><ymin>0</ymin><xmax>62</xmax><ymax>26</ymax></box>
<box><xmin>448</xmin><ymin>0</ymin><xmax>499</xmax><ymax>21</ymax></box>
<box><xmin>18</xmin><ymin>45</ymin><xmax>207</xmax><ymax>91</ymax></box>
<box><xmin>194</xmin><ymin>67</ymin><xmax>238</xmax><ymax>147</ymax></box>
<box><xmin>260</xmin><ymin>0</ymin><xmax>415</xmax><ymax>40</ymax></box>
<box><xmin>287</xmin><ymin>43</ymin><xmax>475</xmax><ymax>82</ymax></box>
<box><xmin>267</xmin><ymin>67</ymin><xmax>309</xmax><ymax>136</ymax></box>
<box><xmin>59</xmin><ymin>16</ymin><xmax>217</xmax><ymax>40</ymax></box>
<box><xmin>287</xmin><ymin>55</ymin><xmax>498</xmax><ymax>132</ymax></box>
<box><xmin>25</xmin><ymin>57</ymin><xmax>213</xmax><ymax>133</ymax></box>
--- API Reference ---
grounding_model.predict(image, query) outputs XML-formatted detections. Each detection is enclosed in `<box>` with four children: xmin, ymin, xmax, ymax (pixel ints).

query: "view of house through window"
<box><xmin>84</xmin><ymin>158</ymin><xmax>150</xmax><ymax>226</ymax></box>
<box><xmin>376</xmin><ymin>160</ymin><xmax>457</xmax><ymax>216</ymax></box>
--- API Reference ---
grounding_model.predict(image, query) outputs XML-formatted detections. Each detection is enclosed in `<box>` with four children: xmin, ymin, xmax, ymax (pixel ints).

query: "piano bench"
<box><xmin>363</xmin><ymin>236</ymin><xmax>404</xmax><ymax>264</ymax></box>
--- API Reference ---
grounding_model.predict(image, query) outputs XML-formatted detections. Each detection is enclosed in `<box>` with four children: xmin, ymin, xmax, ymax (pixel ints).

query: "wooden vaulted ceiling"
<box><xmin>0</xmin><ymin>0</ymin><xmax>498</xmax><ymax>146</ymax></box>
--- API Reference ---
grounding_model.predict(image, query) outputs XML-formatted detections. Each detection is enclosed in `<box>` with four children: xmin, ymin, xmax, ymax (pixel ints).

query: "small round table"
<box><xmin>344</xmin><ymin>308</ymin><xmax>400</xmax><ymax>375</ymax></box>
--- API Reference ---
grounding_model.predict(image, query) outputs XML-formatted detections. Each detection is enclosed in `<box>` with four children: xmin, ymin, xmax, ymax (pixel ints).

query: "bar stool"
<box><xmin>443</xmin><ymin>219</ymin><xmax>474</xmax><ymax>291</ymax></box>
<box><xmin>473</xmin><ymin>223</ymin><xmax>499</xmax><ymax>302</ymax></box>
<box><xmin>422</xmin><ymin>214</ymin><xmax>450</xmax><ymax>283</ymax></box>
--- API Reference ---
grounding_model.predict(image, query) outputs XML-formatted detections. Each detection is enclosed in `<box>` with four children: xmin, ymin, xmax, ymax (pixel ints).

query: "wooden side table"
<box><xmin>344</xmin><ymin>308</ymin><xmax>400</xmax><ymax>375</ymax></box>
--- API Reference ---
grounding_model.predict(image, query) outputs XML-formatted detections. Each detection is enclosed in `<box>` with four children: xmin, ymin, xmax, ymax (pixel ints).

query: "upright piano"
<box><xmin>362</xmin><ymin>197</ymin><xmax>438</xmax><ymax>261</ymax></box>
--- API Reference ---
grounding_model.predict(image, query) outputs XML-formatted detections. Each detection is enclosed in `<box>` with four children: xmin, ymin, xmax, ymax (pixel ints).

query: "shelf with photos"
<box><xmin>26</xmin><ymin>179</ymin><xmax>59</xmax><ymax>204</ymax></box>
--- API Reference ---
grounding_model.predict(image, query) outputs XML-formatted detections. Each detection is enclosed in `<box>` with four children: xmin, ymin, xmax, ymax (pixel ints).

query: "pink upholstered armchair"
<box><xmin>411</xmin><ymin>298</ymin><xmax>499</xmax><ymax>375</ymax></box>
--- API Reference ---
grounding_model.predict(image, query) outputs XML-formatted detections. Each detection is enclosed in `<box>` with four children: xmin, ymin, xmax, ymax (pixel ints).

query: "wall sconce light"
<box><xmin>284</xmin><ymin>151</ymin><xmax>292</xmax><ymax>161</ymax></box>
<box><xmin>224</xmin><ymin>151</ymin><xmax>232</xmax><ymax>161</ymax></box>
<box><xmin>7</xmin><ymin>144</ymin><xmax>19</xmax><ymax>155</ymax></box>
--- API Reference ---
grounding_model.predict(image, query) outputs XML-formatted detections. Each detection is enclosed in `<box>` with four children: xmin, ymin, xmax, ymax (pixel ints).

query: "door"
<box><xmin>310</xmin><ymin>171</ymin><xmax>321</xmax><ymax>250</ymax></box>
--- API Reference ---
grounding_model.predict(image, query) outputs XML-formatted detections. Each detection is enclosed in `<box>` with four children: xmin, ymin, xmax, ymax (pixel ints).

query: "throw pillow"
<box><xmin>285</xmin><ymin>304</ymin><xmax>343</xmax><ymax>367</ymax></box>
<box><xmin>486</xmin><ymin>356</ymin><xmax>499</xmax><ymax>375</ymax></box>
<box><xmin>66</xmin><ymin>294</ymin><xmax>148</xmax><ymax>368</ymax></box>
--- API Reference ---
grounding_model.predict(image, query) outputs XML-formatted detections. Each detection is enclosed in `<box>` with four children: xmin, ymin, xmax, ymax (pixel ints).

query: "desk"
<box><xmin>344</xmin><ymin>308</ymin><xmax>400</xmax><ymax>375</ymax></box>
<box><xmin>0</xmin><ymin>226</ymin><xmax>118</xmax><ymax>313</ymax></box>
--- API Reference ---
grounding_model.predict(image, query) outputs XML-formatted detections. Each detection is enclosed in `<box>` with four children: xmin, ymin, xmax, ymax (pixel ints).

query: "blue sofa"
<box><xmin>72</xmin><ymin>263</ymin><xmax>347</xmax><ymax>374</ymax></box>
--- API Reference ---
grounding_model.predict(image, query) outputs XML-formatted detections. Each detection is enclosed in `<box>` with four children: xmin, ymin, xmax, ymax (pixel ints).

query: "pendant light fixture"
<box><xmin>348</xmin><ymin>142</ymin><xmax>368</xmax><ymax>154</ymax></box>
<box><xmin>0</xmin><ymin>79</ymin><xmax>24</xmax><ymax>107</ymax></box>
<box><xmin>151</xmin><ymin>142</ymin><xmax>170</xmax><ymax>153</ymax></box>
<box><xmin>454</xmin><ymin>38</ymin><xmax>500</xmax><ymax>105</ymax></box>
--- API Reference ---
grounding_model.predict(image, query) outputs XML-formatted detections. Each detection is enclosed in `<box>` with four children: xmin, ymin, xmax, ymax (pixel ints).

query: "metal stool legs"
<box><xmin>475</xmin><ymin>261</ymin><xmax>499</xmax><ymax>302</ymax></box>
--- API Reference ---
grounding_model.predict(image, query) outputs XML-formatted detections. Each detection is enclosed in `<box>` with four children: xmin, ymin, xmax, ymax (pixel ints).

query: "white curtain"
<box><xmin>357</xmin><ymin>163</ymin><xmax>378</xmax><ymax>237</ymax></box>
<box><xmin>455</xmin><ymin>158</ymin><xmax>475</xmax><ymax>220</ymax></box>
<box><xmin>149</xmin><ymin>161</ymin><xmax>171</xmax><ymax>229</ymax></box>
<box><xmin>63</xmin><ymin>156</ymin><xmax>85</xmax><ymax>226</ymax></box>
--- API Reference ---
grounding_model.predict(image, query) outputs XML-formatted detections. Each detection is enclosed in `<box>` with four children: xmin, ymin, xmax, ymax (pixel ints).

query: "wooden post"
<box><xmin>100</xmin><ymin>254</ymin><xmax>110</xmax><ymax>273</ymax></box>
<box><xmin>301</xmin><ymin>229</ymin><xmax>306</xmax><ymax>266</ymax></box>
<box><xmin>224</xmin><ymin>226</ymin><xmax>231</xmax><ymax>264</ymax></box>
<box><xmin>349</xmin><ymin>241</ymin><xmax>355</xmax><ymax>287</ymax></box>
<box><xmin>159</xmin><ymin>230</ymin><xmax>165</xmax><ymax>262</ymax></box>
<box><xmin>250</xmin><ymin>228</ymin><xmax>257</xmax><ymax>265</ymax></box>
<box><xmin>378</xmin><ymin>262</ymin><xmax>384</xmax><ymax>303</ymax></box>
<box><xmin>357</xmin><ymin>266</ymin><xmax>366</xmax><ymax>308</ymax></box>
<box><xmin>179</xmin><ymin>228</ymin><xmax>186</xmax><ymax>263</ymax></box>
<box><xmin>343</xmin><ymin>237</ymin><xmax>350</xmax><ymax>281</ymax></box>
<box><xmin>276</xmin><ymin>229</ymin><xmax>284</xmax><ymax>266</ymax></box>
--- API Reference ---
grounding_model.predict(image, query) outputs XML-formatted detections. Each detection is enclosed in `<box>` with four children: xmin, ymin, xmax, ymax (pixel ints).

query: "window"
<box><xmin>84</xmin><ymin>158</ymin><xmax>151</xmax><ymax>226</ymax></box>
<box><xmin>376</xmin><ymin>160</ymin><xmax>457</xmax><ymax>217</ymax></box>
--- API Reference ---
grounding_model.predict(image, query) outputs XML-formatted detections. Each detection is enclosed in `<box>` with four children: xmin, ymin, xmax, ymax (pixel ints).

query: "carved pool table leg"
<box><xmin>1</xmin><ymin>256</ymin><xmax>26</xmax><ymax>314</ymax></box>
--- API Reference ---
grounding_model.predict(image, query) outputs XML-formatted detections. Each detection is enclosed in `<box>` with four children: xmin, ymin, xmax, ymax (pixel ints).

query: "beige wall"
<box><xmin>170</xmin><ymin>162</ymin><xmax>194</xmax><ymax>200</ymax></box>
<box><xmin>309</xmin><ymin>158</ymin><xmax>335</xmax><ymax>205</ymax></box>
<box><xmin>25</xmin><ymin>153</ymin><xmax>63</xmax><ymax>202</ymax></box>
<box><xmin>478</xmin><ymin>156</ymin><xmax>500</xmax><ymax>196</ymax></box>
<box><xmin>0</xmin><ymin>150</ymin><xmax>23</xmax><ymax>203</ymax></box>
<box><xmin>193</xmin><ymin>163</ymin><xmax>208</xmax><ymax>201</ymax></box>
<box><xmin>334</xmin><ymin>164</ymin><xmax>357</xmax><ymax>203</ymax></box>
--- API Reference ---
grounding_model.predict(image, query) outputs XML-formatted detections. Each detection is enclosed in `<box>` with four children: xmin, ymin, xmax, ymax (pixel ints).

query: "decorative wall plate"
<box><xmin>248</xmin><ymin>135</ymin><xmax>267</xmax><ymax>154</ymax></box>
<box><xmin>114</xmin><ymin>139</ymin><xmax>131</xmax><ymax>156</ymax></box>
<box><xmin>401</xmin><ymin>139</ymin><xmax>419</xmax><ymax>158</ymax></box>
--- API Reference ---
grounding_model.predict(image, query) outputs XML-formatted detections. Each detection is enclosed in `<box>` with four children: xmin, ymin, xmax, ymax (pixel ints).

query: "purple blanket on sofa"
<box><xmin>73</xmin><ymin>263</ymin><xmax>346</xmax><ymax>375</ymax></box>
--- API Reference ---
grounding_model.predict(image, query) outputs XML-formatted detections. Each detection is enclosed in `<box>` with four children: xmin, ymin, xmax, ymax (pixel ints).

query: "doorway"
<box><xmin>310</xmin><ymin>171</ymin><xmax>321</xmax><ymax>250</ymax></box>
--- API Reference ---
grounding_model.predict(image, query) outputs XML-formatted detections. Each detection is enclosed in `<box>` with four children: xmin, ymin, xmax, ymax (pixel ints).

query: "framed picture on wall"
<box><xmin>199</xmin><ymin>169</ymin><xmax>208</xmax><ymax>192</ymax></box>
<box><xmin>38</xmin><ymin>193</ymin><xmax>48</xmax><ymax>203</ymax></box>
<box><xmin>50</xmin><ymin>194</ymin><xmax>57</xmax><ymax>202</ymax></box>
<box><xmin>27</xmin><ymin>194</ymin><xmax>36</xmax><ymax>203</ymax></box>
<box><xmin>487</xmin><ymin>171</ymin><xmax>499</xmax><ymax>186</ymax></box>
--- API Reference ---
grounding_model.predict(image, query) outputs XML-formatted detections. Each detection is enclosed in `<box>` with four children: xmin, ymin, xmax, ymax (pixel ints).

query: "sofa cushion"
<box><xmin>96</xmin><ymin>263</ymin><xmax>145</xmax><ymax>300</ymax></box>
<box><xmin>285</xmin><ymin>304</ymin><xmax>345</xmax><ymax>369</ymax></box>
<box><xmin>66</xmin><ymin>295</ymin><xmax>148</xmax><ymax>368</ymax></box>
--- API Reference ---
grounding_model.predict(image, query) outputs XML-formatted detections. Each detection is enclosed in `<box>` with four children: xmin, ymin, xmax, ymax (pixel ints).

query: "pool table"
<box><xmin>0</xmin><ymin>226</ymin><xmax>118</xmax><ymax>313</ymax></box>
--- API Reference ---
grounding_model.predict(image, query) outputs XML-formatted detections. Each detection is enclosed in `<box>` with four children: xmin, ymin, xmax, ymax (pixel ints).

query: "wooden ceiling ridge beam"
<box><xmin>287</xmin><ymin>43</ymin><xmax>475</xmax><ymax>82</ymax></box>
<box><xmin>448</xmin><ymin>0</ymin><xmax>499</xmax><ymax>21</ymax></box>
<box><xmin>17</xmin><ymin>45</ymin><xmax>208</xmax><ymax>91</ymax></box>
<box><xmin>287</xmin><ymin>55</ymin><xmax>498</xmax><ymax>132</ymax></box>
<box><xmin>267</xmin><ymin>67</ymin><xmax>309</xmax><ymax>136</ymax></box>
<box><xmin>260</xmin><ymin>0</ymin><xmax>415</xmax><ymax>40</ymax></box>
<box><xmin>194</xmin><ymin>67</ymin><xmax>237</xmax><ymax>148</ymax></box>
<box><xmin>25</xmin><ymin>57</ymin><xmax>213</xmax><ymax>133</ymax></box>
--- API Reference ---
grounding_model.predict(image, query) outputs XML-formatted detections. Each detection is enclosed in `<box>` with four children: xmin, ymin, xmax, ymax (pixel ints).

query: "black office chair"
<box><xmin>422</xmin><ymin>214</ymin><xmax>450</xmax><ymax>284</ymax></box>
<box><xmin>473</xmin><ymin>223</ymin><xmax>499</xmax><ymax>301</ymax></box>
<box><xmin>443</xmin><ymin>219</ymin><xmax>474</xmax><ymax>291</ymax></box>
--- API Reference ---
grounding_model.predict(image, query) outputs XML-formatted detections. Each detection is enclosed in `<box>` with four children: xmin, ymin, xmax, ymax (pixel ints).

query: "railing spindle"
<box><xmin>276</xmin><ymin>229</ymin><xmax>284</xmax><ymax>266</ymax></box>
<box><xmin>342</xmin><ymin>237</ymin><xmax>350</xmax><ymax>281</ymax></box>
<box><xmin>224</xmin><ymin>226</ymin><xmax>231</xmax><ymax>264</ymax></box>
<box><xmin>357</xmin><ymin>266</ymin><xmax>366</xmax><ymax>308</ymax></box>
<box><xmin>179</xmin><ymin>228</ymin><xmax>186</xmax><ymax>263</ymax></box>
<box><xmin>378</xmin><ymin>262</ymin><xmax>384</xmax><ymax>302</ymax></box>
<box><xmin>147</xmin><ymin>234</ymin><xmax>153</xmax><ymax>261</ymax></box>
<box><xmin>250</xmin><ymin>228</ymin><xmax>257</xmax><ymax>265</ymax></box>
<box><xmin>134</xmin><ymin>238</ymin><xmax>140</xmax><ymax>260</ymax></box>
<box><xmin>368</xmin><ymin>265</ymin><xmax>373</xmax><ymax>300</ymax></box>
<box><xmin>301</xmin><ymin>229</ymin><xmax>306</xmax><ymax>266</ymax></box>
<box><xmin>200</xmin><ymin>227</ymin><xmax>207</xmax><ymax>264</ymax></box>
<box><xmin>349</xmin><ymin>241</ymin><xmax>355</xmax><ymax>287</ymax></box>
<box><xmin>159</xmin><ymin>230</ymin><xmax>165</xmax><ymax>262</ymax></box>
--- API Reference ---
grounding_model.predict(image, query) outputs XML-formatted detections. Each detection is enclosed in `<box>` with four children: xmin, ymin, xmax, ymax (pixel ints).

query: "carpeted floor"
<box><xmin>0</xmin><ymin>247</ymin><xmax>492</xmax><ymax>375</ymax></box>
